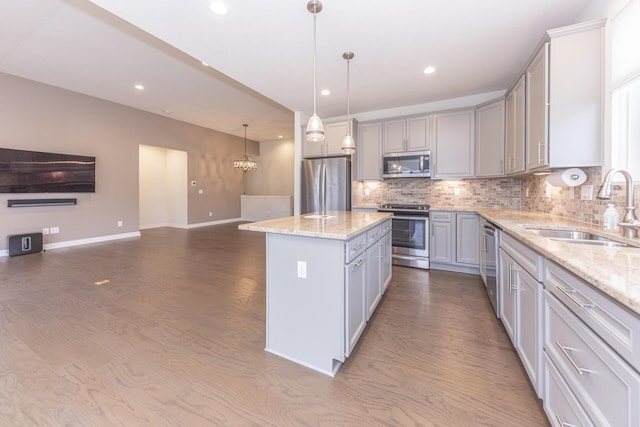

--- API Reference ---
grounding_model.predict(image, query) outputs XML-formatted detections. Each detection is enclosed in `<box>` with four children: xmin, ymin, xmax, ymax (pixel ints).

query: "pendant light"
<box><xmin>305</xmin><ymin>0</ymin><xmax>325</xmax><ymax>142</ymax></box>
<box><xmin>341</xmin><ymin>51</ymin><xmax>356</xmax><ymax>154</ymax></box>
<box><xmin>233</xmin><ymin>124</ymin><xmax>258</xmax><ymax>172</ymax></box>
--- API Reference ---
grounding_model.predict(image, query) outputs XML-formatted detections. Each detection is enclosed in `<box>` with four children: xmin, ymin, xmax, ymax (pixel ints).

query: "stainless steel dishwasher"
<box><xmin>479</xmin><ymin>217</ymin><xmax>500</xmax><ymax>317</ymax></box>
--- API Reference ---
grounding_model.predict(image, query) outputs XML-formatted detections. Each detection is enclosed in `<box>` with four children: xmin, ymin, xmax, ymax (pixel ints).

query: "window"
<box><xmin>611</xmin><ymin>0</ymin><xmax>640</xmax><ymax>180</ymax></box>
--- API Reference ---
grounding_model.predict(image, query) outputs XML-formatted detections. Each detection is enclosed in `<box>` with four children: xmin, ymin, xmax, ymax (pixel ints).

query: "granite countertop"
<box><xmin>239</xmin><ymin>211</ymin><xmax>392</xmax><ymax>241</ymax></box>
<box><xmin>476</xmin><ymin>209</ymin><xmax>640</xmax><ymax>316</ymax></box>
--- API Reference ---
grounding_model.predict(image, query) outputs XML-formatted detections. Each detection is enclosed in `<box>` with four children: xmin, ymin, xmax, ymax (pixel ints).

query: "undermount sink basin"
<box><xmin>526</xmin><ymin>228</ymin><xmax>630</xmax><ymax>247</ymax></box>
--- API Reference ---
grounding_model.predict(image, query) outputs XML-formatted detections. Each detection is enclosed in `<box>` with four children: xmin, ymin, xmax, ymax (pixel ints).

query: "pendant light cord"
<box><xmin>312</xmin><ymin>13</ymin><xmax>317</xmax><ymax>115</ymax></box>
<box><xmin>346</xmin><ymin>58</ymin><xmax>351</xmax><ymax>136</ymax></box>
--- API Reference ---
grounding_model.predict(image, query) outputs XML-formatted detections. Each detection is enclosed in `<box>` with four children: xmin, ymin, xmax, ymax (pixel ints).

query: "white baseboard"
<box><xmin>0</xmin><ymin>231</ymin><xmax>141</xmax><ymax>257</ymax></box>
<box><xmin>139</xmin><ymin>218</ymin><xmax>242</xmax><ymax>230</ymax></box>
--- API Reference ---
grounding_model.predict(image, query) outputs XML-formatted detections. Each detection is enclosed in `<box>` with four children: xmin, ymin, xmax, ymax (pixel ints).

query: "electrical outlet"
<box><xmin>209</xmin><ymin>212</ymin><xmax>213</xmax><ymax>217</ymax></box>
<box><xmin>297</xmin><ymin>261</ymin><xmax>307</xmax><ymax>279</ymax></box>
<box><xmin>50</xmin><ymin>226</ymin><xmax>60</xmax><ymax>234</ymax></box>
<box><xmin>117</xmin><ymin>220</ymin><xmax>123</xmax><ymax>227</ymax></box>
<box><xmin>42</xmin><ymin>227</ymin><xmax>50</xmax><ymax>235</ymax></box>
<box><xmin>454</xmin><ymin>188</ymin><xmax>461</xmax><ymax>196</ymax></box>
<box><xmin>525</xmin><ymin>187</ymin><xmax>530</xmax><ymax>197</ymax></box>
<box><xmin>198</xmin><ymin>189</ymin><xmax>204</xmax><ymax>195</ymax></box>
<box><xmin>569</xmin><ymin>187</ymin><xmax>575</xmax><ymax>200</ymax></box>
<box><xmin>364</xmin><ymin>188</ymin><xmax>370</xmax><ymax>196</ymax></box>
<box><xmin>581</xmin><ymin>185</ymin><xmax>594</xmax><ymax>200</ymax></box>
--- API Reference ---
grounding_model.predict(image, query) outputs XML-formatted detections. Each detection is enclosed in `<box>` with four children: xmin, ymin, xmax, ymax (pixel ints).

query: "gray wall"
<box><xmin>0</xmin><ymin>72</ymin><xmax>256</xmax><ymax>251</ymax></box>
<box><xmin>243</xmin><ymin>138</ymin><xmax>294</xmax><ymax>197</ymax></box>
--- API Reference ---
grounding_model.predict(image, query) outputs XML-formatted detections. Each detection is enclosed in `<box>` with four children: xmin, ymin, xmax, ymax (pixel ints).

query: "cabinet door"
<box><xmin>499</xmin><ymin>249</ymin><xmax>517</xmax><ymax>345</ymax></box>
<box><xmin>526</xmin><ymin>44</ymin><xmax>549</xmax><ymax>171</ymax></box>
<box><xmin>456</xmin><ymin>213</ymin><xmax>479</xmax><ymax>266</ymax></box>
<box><xmin>365</xmin><ymin>241</ymin><xmax>382</xmax><ymax>320</ymax></box>
<box><xmin>381</xmin><ymin>232</ymin><xmax>392</xmax><ymax>293</ymax></box>
<box><xmin>324</xmin><ymin>122</ymin><xmax>350</xmax><ymax>156</ymax></box>
<box><xmin>357</xmin><ymin>122</ymin><xmax>382</xmax><ymax>180</ymax></box>
<box><xmin>516</xmin><ymin>269</ymin><xmax>543</xmax><ymax>397</ymax></box>
<box><xmin>430</xmin><ymin>221</ymin><xmax>453</xmax><ymax>264</ymax></box>
<box><xmin>383</xmin><ymin>119</ymin><xmax>406</xmax><ymax>153</ymax></box>
<box><xmin>433</xmin><ymin>109</ymin><xmax>475</xmax><ymax>178</ymax></box>
<box><xmin>475</xmin><ymin>100</ymin><xmax>505</xmax><ymax>177</ymax></box>
<box><xmin>302</xmin><ymin>133</ymin><xmax>325</xmax><ymax>157</ymax></box>
<box><xmin>505</xmin><ymin>76</ymin><xmax>526</xmax><ymax>174</ymax></box>
<box><xmin>406</xmin><ymin>116</ymin><xmax>430</xmax><ymax>151</ymax></box>
<box><xmin>345</xmin><ymin>254</ymin><xmax>367</xmax><ymax>357</ymax></box>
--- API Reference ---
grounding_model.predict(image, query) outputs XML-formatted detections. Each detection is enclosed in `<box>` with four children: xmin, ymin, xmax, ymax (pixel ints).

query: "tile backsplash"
<box><xmin>354</xmin><ymin>166</ymin><xmax>639</xmax><ymax>227</ymax></box>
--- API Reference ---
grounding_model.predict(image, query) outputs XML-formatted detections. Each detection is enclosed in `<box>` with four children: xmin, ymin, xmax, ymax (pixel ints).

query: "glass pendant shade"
<box><xmin>306</xmin><ymin>113</ymin><xmax>325</xmax><ymax>142</ymax></box>
<box><xmin>341</xmin><ymin>134</ymin><xmax>355</xmax><ymax>154</ymax></box>
<box><xmin>233</xmin><ymin>124</ymin><xmax>258</xmax><ymax>172</ymax></box>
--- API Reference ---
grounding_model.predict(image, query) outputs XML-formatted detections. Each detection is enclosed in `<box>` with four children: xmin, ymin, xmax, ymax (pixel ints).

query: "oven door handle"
<box><xmin>387</xmin><ymin>215</ymin><xmax>429</xmax><ymax>221</ymax></box>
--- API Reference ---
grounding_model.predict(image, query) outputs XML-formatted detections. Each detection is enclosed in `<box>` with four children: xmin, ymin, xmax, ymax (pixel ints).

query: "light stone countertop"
<box><xmin>476</xmin><ymin>209</ymin><xmax>640</xmax><ymax>316</ymax></box>
<box><xmin>238</xmin><ymin>211</ymin><xmax>392</xmax><ymax>241</ymax></box>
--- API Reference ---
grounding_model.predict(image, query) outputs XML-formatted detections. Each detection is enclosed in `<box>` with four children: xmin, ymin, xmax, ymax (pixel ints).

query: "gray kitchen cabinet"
<box><xmin>475</xmin><ymin>99</ymin><xmax>505</xmax><ymax>177</ymax></box>
<box><xmin>544</xmin><ymin>259</ymin><xmax>640</xmax><ymax>427</ymax></box>
<box><xmin>455</xmin><ymin>213</ymin><xmax>479</xmax><ymax>265</ymax></box>
<box><xmin>505</xmin><ymin>76</ymin><xmax>526</xmax><ymax>175</ymax></box>
<box><xmin>381</xmin><ymin>231</ymin><xmax>392</xmax><ymax>293</ymax></box>
<box><xmin>345</xmin><ymin>250</ymin><xmax>366</xmax><ymax>357</ymax></box>
<box><xmin>432</xmin><ymin>109</ymin><xmax>475</xmax><ymax>178</ymax></box>
<box><xmin>525</xmin><ymin>20</ymin><xmax>604</xmax><ymax>171</ymax></box>
<box><xmin>357</xmin><ymin>122</ymin><xmax>382</xmax><ymax>180</ymax></box>
<box><xmin>499</xmin><ymin>233</ymin><xmax>544</xmax><ymax>398</ymax></box>
<box><xmin>382</xmin><ymin>116</ymin><xmax>430</xmax><ymax>154</ymax></box>
<box><xmin>303</xmin><ymin>120</ymin><xmax>357</xmax><ymax>158</ymax></box>
<box><xmin>365</xmin><ymin>238</ymin><xmax>382</xmax><ymax>319</ymax></box>
<box><xmin>430</xmin><ymin>211</ymin><xmax>479</xmax><ymax>274</ymax></box>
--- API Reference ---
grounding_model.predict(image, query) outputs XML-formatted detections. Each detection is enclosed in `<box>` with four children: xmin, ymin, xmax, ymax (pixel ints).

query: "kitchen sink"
<box><xmin>526</xmin><ymin>228</ymin><xmax>630</xmax><ymax>247</ymax></box>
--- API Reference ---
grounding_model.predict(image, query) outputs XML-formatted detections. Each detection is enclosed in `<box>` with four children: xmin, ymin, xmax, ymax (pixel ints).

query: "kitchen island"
<box><xmin>239</xmin><ymin>211</ymin><xmax>392</xmax><ymax>376</ymax></box>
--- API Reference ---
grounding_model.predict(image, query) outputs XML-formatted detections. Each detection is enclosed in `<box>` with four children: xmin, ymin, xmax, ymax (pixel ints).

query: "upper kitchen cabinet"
<box><xmin>432</xmin><ymin>109</ymin><xmax>475</xmax><ymax>178</ymax></box>
<box><xmin>475</xmin><ymin>99</ymin><xmax>505</xmax><ymax>177</ymax></box>
<box><xmin>382</xmin><ymin>116</ymin><xmax>430</xmax><ymax>153</ymax></box>
<box><xmin>526</xmin><ymin>19</ymin><xmax>605</xmax><ymax>171</ymax></box>
<box><xmin>505</xmin><ymin>76</ymin><xmax>526</xmax><ymax>175</ymax></box>
<box><xmin>357</xmin><ymin>122</ymin><xmax>383</xmax><ymax>180</ymax></box>
<box><xmin>303</xmin><ymin>120</ymin><xmax>357</xmax><ymax>158</ymax></box>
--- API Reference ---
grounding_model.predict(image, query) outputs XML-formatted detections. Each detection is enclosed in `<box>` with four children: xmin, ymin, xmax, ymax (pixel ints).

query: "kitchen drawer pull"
<box><xmin>556</xmin><ymin>285</ymin><xmax>594</xmax><ymax>309</ymax></box>
<box><xmin>555</xmin><ymin>341</ymin><xmax>593</xmax><ymax>375</ymax></box>
<box><xmin>352</xmin><ymin>243</ymin><xmax>365</xmax><ymax>252</ymax></box>
<box><xmin>353</xmin><ymin>258</ymin><xmax>365</xmax><ymax>268</ymax></box>
<box><xmin>555</xmin><ymin>415</ymin><xmax>578</xmax><ymax>427</ymax></box>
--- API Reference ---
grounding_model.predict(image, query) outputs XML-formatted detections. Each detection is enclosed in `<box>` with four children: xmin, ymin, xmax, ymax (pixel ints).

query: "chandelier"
<box><xmin>233</xmin><ymin>124</ymin><xmax>258</xmax><ymax>172</ymax></box>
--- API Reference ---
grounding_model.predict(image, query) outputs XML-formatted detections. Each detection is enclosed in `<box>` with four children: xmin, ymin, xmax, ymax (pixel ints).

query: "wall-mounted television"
<box><xmin>0</xmin><ymin>148</ymin><xmax>95</xmax><ymax>193</ymax></box>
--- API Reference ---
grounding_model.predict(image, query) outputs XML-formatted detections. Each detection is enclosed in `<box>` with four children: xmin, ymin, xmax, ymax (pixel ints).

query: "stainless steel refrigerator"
<box><xmin>301</xmin><ymin>156</ymin><xmax>351</xmax><ymax>214</ymax></box>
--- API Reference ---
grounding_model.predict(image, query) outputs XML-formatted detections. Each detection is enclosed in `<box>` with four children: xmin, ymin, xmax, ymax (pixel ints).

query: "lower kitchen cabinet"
<box><xmin>380</xmin><ymin>231</ymin><xmax>392</xmax><ymax>293</ymax></box>
<box><xmin>499</xmin><ymin>233</ymin><xmax>544</xmax><ymax>398</ymax></box>
<box><xmin>430</xmin><ymin>211</ymin><xmax>479</xmax><ymax>274</ymax></box>
<box><xmin>544</xmin><ymin>259</ymin><xmax>640</xmax><ymax>427</ymax></box>
<box><xmin>345</xmin><ymin>252</ymin><xmax>366</xmax><ymax>357</ymax></box>
<box><xmin>365</xmin><ymin>238</ymin><xmax>382</xmax><ymax>319</ymax></box>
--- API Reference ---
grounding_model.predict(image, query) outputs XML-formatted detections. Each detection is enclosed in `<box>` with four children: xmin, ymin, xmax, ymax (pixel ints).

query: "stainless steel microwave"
<box><xmin>382</xmin><ymin>151</ymin><xmax>431</xmax><ymax>178</ymax></box>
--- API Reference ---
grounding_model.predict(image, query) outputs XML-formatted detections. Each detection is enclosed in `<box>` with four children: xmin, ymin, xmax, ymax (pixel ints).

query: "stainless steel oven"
<box><xmin>378</xmin><ymin>204</ymin><xmax>429</xmax><ymax>269</ymax></box>
<box><xmin>479</xmin><ymin>217</ymin><xmax>500</xmax><ymax>317</ymax></box>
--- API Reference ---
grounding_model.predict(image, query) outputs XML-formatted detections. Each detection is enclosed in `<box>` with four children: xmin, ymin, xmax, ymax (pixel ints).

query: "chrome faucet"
<box><xmin>597</xmin><ymin>168</ymin><xmax>639</xmax><ymax>238</ymax></box>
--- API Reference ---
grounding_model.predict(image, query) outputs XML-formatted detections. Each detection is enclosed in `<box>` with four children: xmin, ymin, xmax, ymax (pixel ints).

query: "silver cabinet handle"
<box><xmin>353</xmin><ymin>258</ymin><xmax>365</xmax><ymax>268</ymax></box>
<box><xmin>352</xmin><ymin>243</ymin><xmax>365</xmax><ymax>252</ymax></box>
<box><xmin>555</xmin><ymin>285</ymin><xmax>594</xmax><ymax>309</ymax></box>
<box><xmin>555</xmin><ymin>414</ymin><xmax>578</xmax><ymax>427</ymax></box>
<box><xmin>555</xmin><ymin>341</ymin><xmax>593</xmax><ymax>375</ymax></box>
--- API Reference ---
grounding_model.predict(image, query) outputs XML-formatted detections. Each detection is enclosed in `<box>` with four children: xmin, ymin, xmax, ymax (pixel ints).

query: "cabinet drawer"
<box><xmin>345</xmin><ymin>233</ymin><xmax>367</xmax><ymax>263</ymax></box>
<box><xmin>366</xmin><ymin>224</ymin><xmax>383</xmax><ymax>246</ymax></box>
<box><xmin>544</xmin><ymin>291</ymin><xmax>640</xmax><ymax>427</ymax></box>
<box><xmin>500</xmin><ymin>233</ymin><xmax>543</xmax><ymax>281</ymax></box>
<box><xmin>430</xmin><ymin>211</ymin><xmax>452</xmax><ymax>222</ymax></box>
<box><xmin>545</xmin><ymin>260</ymin><xmax>640</xmax><ymax>373</ymax></box>
<box><xmin>380</xmin><ymin>219</ymin><xmax>392</xmax><ymax>236</ymax></box>
<box><xmin>544</xmin><ymin>353</ymin><xmax>594</xmax><ymax>427</ymax></box>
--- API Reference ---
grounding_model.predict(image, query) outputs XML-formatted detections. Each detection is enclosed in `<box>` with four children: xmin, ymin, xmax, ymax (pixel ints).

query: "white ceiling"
<box><xmin>0</xmin><ymin>0</ymin><xmax>595</xmax><ymax>142</ymax></box>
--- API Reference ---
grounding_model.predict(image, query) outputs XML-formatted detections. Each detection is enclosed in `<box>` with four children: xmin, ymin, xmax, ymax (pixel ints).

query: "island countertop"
<box><xmin>238</xmin><ymin>211</ymin><xmax>392</xmax><ymax>240</ymax></box>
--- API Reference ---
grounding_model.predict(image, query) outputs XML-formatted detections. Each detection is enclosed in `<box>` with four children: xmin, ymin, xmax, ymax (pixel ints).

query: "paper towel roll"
<box><xmin>546</xmin><ymin>168</ymin><xmax>587</xmax><ymax>187</ymax></box>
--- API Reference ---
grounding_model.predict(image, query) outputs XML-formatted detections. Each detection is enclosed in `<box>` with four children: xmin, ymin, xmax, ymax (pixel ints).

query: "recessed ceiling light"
<box><xmin>209</xmin><ymin>1</ymin><xmax>228</xmax><ymax>16</ymax></box>
<box><xmin>423</xmin><ymin>66</ymin><xmax>436</xmax><ymax>75</ymax></box>
<box><xmin>134</xmin><ymin>84</ymin><xmax>145</xmax><ymax>90</ymax></box>
<box><xmin>321</xmin><ymin>89</ymin><xmax>330</xmax><ymax>96</ymax></box>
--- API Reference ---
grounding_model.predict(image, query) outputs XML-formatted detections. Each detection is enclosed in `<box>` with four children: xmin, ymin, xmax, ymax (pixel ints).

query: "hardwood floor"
<box><xmin>0</xmin><ymin>223</ymin><xmax>549</xmax><ymax>426</ymax></box>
